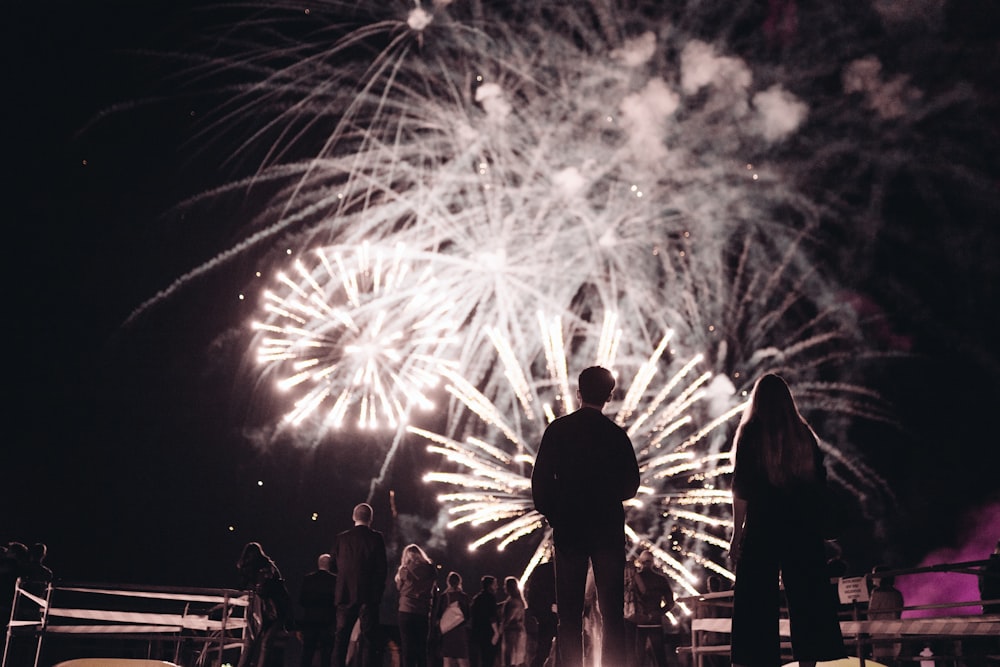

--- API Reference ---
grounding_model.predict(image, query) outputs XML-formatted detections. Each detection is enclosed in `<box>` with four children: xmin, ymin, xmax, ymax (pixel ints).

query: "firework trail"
<box><xmin>650</xmin><ymin>226</ymin><xmax>898</xmax><ymax>512</ymax></box>
<box><xmin>110</xmin><ymin>1</ymin><xmax>931</xmax><ymax>568</ymax></box>
<box><xmin>127</xmin><ymin>0</ymin><xmax>826</xmax><ymax>346</ymax></box>
<box><xmin>412</xmin><ymin>313</ymin><xmax>748</xmax><ymax>593</ymax></box>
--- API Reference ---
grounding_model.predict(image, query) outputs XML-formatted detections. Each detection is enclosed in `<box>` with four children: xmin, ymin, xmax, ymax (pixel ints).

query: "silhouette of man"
<box><xmin>531</xmin><ymin>366</ymin><xmax>640</xmax><ymax>667</ymax></box>
<box><xmin>470</xmin><ymin>575</ymin><xmax>500</xmax><ymax>667</ymax></box>
<box><xmin>299</xmin><ymin>553</ymin><xmax>337</xmax><ymax>667</ymax></box>
<box><xmin>331</xmin><ymin>503</ymin><xmax>387</xmax><ymax>667</ymax></box>
<box><xmin>625</xmin><ymin>550</ymin><xmax>674</xmax><ymax>667</ymax></box>
<box><xmin>867</xmin><ymin>565</ymin><xmax>904</xmax><ymax>663</ymax></box>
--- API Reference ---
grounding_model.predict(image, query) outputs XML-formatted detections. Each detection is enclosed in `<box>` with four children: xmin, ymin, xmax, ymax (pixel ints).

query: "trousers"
<box><xmin>554</xmin><ymin>534</ymin><xmax>626</xmax><ymax>667</ymax></box>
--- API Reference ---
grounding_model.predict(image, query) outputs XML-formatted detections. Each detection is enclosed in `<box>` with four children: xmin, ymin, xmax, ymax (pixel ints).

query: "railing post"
<box><xmin>221</xmin><ymin>590</ymin><xmax>231</xmax><ymax>667</ymax></box>
<box><xmin>31</xmin><ymin>580</ymin><xmax>52</xmax><ymax>667</ymax></box>
<box><xmin>852</xmin><ymin>601</ymin><xmax>865</xmax><ymax>667</ymax></box>
<box><xmin>691</xmin><ymin>596</ymin><xmax>702</xmax><ymax>667</ymax></box>
<box><xmin>1</xmin><ymin>577</ymin><xmax>17</xmax><ymax>667</ymax></box>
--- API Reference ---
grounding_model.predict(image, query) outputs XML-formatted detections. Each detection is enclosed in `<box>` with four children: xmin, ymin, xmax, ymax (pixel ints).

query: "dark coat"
<box><xmin>299</xmin><ymin>569</ymin><xmax>337</xmax><ymax>627</ymax></box>
<box><xmin>531</xmin><ymin>406</ymin><xmax>640</xmax><ymax>546</ymax></box>
<box><xmin>330</xmin><ymin>525</ymin><xmax>388</xmax><ymax>607</ymax></box>
<box><xmin>470</xmin><ymin>588</ymin><xmax>499</xmax><ymax>641</ymax></box>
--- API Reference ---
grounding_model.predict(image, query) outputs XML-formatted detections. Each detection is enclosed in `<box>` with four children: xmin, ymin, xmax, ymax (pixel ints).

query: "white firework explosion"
<box><xmin>251</xmin><ymin>241</ymin><xmax>460</xmax><ymax>431</ymax></box>
<box><xmin>130</xmin><ymin>0</ymin><xmax>827</xmax><ymax>362</ymax></box>
<box><xmin>112</xmin><ymin>1</ymin><xmax>919</xmax><ymax>561</ymax></box>
<box><xmin>412</xmin><ymin>313</ymin><xmax>746</xmax><ymax>594</ymax></box>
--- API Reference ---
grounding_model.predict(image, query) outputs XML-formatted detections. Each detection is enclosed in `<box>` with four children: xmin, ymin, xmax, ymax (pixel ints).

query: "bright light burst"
<box><xmin>128</xmin><ymin>0</ymin><xmax>829</xmax><ymax>360</ymax></box>
<box><xmin>251</xmin><ymin>241</ymin><xmax>459</xmax><ymax>431</ymax></box>
<box><xmin>116</xmin><ymin>1</ymin><xmax>911</xmax><ymax>562</ymax></box>
<box><xmin>412</xmin><ymin>314</ymin><xmax>747</xmax><ymax>593</ymax></box>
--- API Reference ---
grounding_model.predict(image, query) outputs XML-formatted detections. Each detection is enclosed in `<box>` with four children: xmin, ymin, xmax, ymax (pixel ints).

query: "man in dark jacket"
<box><xmin>531</xmin><ymin>366</ymin><xmax>641</xmax><ymax>667</ymax></box>
<box><xmin>625</xmin><ymin>550</ymin><xmax>674</xmax><ymax>667</ymax></box>
<box><xmin>331</xmin><ymin>503</ymin><xmax>388</xmax><ymax>667</ymax></box>
<box><xmin>298</xmin><ymin>553</ymin><xmax>337</xmax><ymax>667</ymax></box>
<box><xmin>469</xmin><ymin>575</ymin><xmax>500</xmax><ymax>667</ymax></box>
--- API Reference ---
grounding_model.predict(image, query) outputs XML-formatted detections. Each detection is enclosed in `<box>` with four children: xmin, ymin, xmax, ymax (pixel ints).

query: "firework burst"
<box><xmin>412</xmin><ymin>314</ymin><xmax>747</xmax><ymax>594</ymax></box>
<box><xmin>250</xmin><ymin>241</ymin><xmax>460</xmax><ymax>432</ymax></box>
<box><xmin>112</xmin><ymin>0</ymin><xmax>915</xmax><ymax>562</ymax></box>
<box><xmin>128</xmin><ymin>0</ymin><xmax>825</xmax><ymax>349</ymax></box>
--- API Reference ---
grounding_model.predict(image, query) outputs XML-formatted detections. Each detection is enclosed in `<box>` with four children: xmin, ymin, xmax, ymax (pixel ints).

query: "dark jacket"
<box><xmin>299</xmin><ymin>569</ymin><xmax>337</xmax><ymax>627</ymax></box>
<box><xmin>331</xmin><ymin>525</ymin><xmax>388</xmax><ymax>606</ymax></box>
<box><xmin>531</xmin><ymin>407</ymin><xmax>640</xmax><ymax>545</ymax></box>
<box><xmin>470</xmin><ymin>589</ymin><xmax>499</xmax><ymax>641</ymax></box>
<box><xmin>630</xmin><ymin>568</ymin><xmax>674</xmax><ymax>625</ymax></box>
<box><xmin>525</xmin><ymin>561</ymin><xmax>557</xmax><ymax>618</ymax></box>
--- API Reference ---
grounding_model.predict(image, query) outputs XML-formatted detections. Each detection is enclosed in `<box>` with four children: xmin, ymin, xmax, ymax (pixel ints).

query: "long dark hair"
<box><xmin>734</xmin><ymin>374</ymin><xmax>818</xmax><ymax>488</ymax></box>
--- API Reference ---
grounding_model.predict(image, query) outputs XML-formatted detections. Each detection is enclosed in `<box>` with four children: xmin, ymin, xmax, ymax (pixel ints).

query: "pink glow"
<box><xmin>897</xmin><ymin>501</ymin><xmax>1000</xmax><ymax>617</ymax></box>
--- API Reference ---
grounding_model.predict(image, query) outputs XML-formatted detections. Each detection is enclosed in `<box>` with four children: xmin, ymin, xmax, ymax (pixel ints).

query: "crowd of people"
<box><xmin>234</xmin><ymin>368</ymin><xmax>681</xmax><ymax>667</ymax></box>
<box><xmin>6</xmin><ymin>369</ymin><xmax>1000</xmax><ymax>667</ymax></box>
<box><xmin>239</xmin><ymin>531</ymin><xmax>678</xmax><ymax>667</ymax></box>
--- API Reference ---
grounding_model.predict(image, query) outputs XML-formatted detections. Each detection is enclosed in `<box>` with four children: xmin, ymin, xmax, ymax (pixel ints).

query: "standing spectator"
<box><xmin>236</xmin><ymin>542</ymin><xmax>293</xmax><ymax>667</ymax></box>
<box><xmin>396</xmin><ymin>544</ymin><xmax>437</xmax><ymax>667</ymax></box>
<box><xmin>25</xmin><ymin>543</ymin><xmax>53</xmax><ymax>582</ymax></box>
<box><xmin>498</xmin><ymin>577</ymin><xmax>527</xmax><ymax>667</ymax></box>
<box><xmin>531</xmin><ymin>366</ymin><xmax>640</xmax><ymax>667</ymax></box>
<box><xmin>525</xmin><ymin>560</ymin><xmax>557</xmax><ymax>667</ymax></box>
<box><xmin>624</xmin><ymin>550</ymin><xmax>673</xmax><ymax>667</ymax></box>
<box><xmin>298</xmin><ymin>553</ymin><xmax>337</xmax><ymax>667</ymax></box>
<box><xmin>331</xmin><ymin>503</ymin><xmax>388</xmax><ymax>667</ymax></box>
<box><xmin>729</xmin><ymin>374</ymin><xmax>846</xmax><ymax>667</ymax></box>
<box><xmin>867</xmin><ymin>565</ymin><xmax>904</xmax><ymax>664</ymax></box>
<box><xmin>434</xmin><ymin>571</ymin><xmax>472</xmax><ymax>667</ymax></box>
<box><xmin>470</xmin><ymin>576</ymin><xmax>500</xmax><ymax>667</ymax></box>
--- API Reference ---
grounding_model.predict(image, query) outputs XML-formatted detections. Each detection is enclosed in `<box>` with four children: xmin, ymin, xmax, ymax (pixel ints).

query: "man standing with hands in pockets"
<box><xmin>532</xmin><ymin>366</ymin><xmax>640</xmax><ymax>667</ymax></box>
<box><xmin>331</xmin><ymin>503</ymin><xmax>388</xmax><ymax>667</ymax></box>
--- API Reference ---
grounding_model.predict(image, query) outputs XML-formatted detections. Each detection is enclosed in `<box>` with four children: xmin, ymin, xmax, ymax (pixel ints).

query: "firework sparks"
<box><xmin>128</xmin><ymin>0</ymin><xmax>823</xmax><ymax>347</ymax></box>
<box><xmin>412</xmin><ymin>315</ymin><xmax>746</xmax><ymax>592</ymax></box>
<box><xmin>251</xmin><ymin>241</ymin><xmax>459</xmax><ymax>431</ymax></box>
<box><xmin>115</xmin><ymin>1</ymin><xmax>906</xmax><ymax>563</ymax></box>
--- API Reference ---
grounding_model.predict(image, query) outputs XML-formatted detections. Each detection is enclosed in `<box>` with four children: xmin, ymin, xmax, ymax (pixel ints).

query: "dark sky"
<box><xmin>5</xmin><ymin>0</ymin><xmax>1000</xmax><ymax>600</ymax></box>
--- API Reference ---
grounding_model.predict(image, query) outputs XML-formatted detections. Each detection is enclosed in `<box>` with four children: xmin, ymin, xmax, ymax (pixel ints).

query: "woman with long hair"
<box><xmin>236</xmin><ymin>542</ymin><xmax>292</xmax><ymax>667</ymax></box>
<box><xmin>498</xmin><ymin>576</ymin><xmax>527</xmax><ymax>667</ymax></box>
<box><xmin>729</xmin><ymin>374</ymin><xmax>845</xmax><ymax>667</ymax></box>
<box><xmin>395</xmin><ymin>544</ymin><xmax>437</xmax><ymax>667</ymax></box>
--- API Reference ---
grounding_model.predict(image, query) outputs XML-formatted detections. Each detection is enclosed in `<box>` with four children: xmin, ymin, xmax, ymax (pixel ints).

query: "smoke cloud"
<box><xmin>896</xmin><ymin>500</ymin><xmax>1000</xmax><ymax>617</ymax></box>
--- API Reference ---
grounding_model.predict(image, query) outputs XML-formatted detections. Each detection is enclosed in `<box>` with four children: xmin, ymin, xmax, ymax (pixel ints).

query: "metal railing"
<box><xmin>3</xmin><ymin>579</ymin><xmax>249</xmax><ymax>667</ymax></box>
<box><xmin>679</xmin><ymin>559</ymin><xmax>1000</xmax><ymax>667</ymax></box>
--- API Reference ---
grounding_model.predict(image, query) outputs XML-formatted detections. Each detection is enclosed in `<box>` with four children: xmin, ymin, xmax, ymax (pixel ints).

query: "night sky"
<box><xmin>5</xmin><ymin>0</ymin><xmax>1000</xmax><ymax>606</ymax></box>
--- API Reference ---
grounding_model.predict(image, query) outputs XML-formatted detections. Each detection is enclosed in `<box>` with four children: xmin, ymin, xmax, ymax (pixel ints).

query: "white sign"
<box><xmin>838</xmin><ymin>576</ymin><xmax>870</xmax><ymax>604</ymax></box>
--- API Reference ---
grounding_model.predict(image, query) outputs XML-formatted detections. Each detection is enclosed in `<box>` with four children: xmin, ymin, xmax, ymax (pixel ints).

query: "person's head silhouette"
<box><xmin>578</xmin><ymin>366</ymin><xmax>615</xmax><ymax>406</ymax></box>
